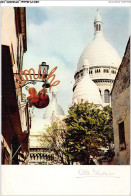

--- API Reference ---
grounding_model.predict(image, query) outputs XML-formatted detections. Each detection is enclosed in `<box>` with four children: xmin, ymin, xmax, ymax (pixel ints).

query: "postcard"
<box><xmin>1</xmin><ymin>0</ymin><xmax>131</xmax><ymax>195</ymax></box>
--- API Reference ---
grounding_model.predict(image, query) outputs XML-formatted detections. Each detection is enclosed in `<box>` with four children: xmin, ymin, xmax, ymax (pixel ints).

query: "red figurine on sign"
<box><xmin>27</xmin><ymin>87</ymin><xmax>49</xmax><ymax>108</ymax></box>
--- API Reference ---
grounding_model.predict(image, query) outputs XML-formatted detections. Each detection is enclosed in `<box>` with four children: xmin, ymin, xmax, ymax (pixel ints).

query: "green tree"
<box><xmin>39</xmin><ymin>120</ymin><xmax>68</xmax><ymax>164</ymax></box>
<box><xmin>63</xmin><ymin>102</ymin><xmax>114</xmax><ymax>165</ymax></box>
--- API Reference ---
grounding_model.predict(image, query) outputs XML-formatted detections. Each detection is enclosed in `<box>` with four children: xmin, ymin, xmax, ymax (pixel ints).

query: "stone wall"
<box><xmin>111</xmin><ymin>38</ymin><xmax>130</xmax><ymax>165</ymax></box>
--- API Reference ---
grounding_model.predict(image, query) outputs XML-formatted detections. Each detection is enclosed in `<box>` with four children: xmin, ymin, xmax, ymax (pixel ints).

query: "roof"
<box><xmin>15</xmin><ymin>7</ymin><xmax>27</xmax><ymax>52</ymax></box>
<box><xmin>77</xmin><ymin>11</ymin><xmax>121</xmax><ymax>71</ymax></box>
<box><xmin>43</xmin><ymin>89</ymin><xmax>65</xmax><ymax>120</ymax></box>
<box><xmin>94</xmin><ymin>10</ymin><xmax>102</xmax><ymax>23</ymax></box>
<box><xmin>111</xmin><ymin>37</ymin><xmax>130</xmax><ymax>95</ymax></box>
<box><xmin>73</xmin><ymin>69</ymin><xmax>102</xmax><ymax>105</ymax></box>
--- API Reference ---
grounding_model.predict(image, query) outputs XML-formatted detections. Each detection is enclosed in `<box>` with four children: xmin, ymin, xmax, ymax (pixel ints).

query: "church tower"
<box><xmin>73</xmin><ymin>10</ymin><xmax>121</xmax><ymax>106</ymax></box>
<box><xmin>43</xmin><ymin>88</ymin><xmax>65</xmax><ymax>124</ymax></box>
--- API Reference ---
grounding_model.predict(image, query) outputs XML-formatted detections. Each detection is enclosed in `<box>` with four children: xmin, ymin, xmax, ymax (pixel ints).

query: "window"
<box><xmin>99</xmin><ymin>24</ymin><xmax>101</xmax><ymax>31</ymax></box>
<box><xmin>89</xmin><ymin>70</ymin><xmax>92</xmax><ymax>74</ymax></box>
<box><xmin>111</xmin><ymin>70</ymin><xmax>116</xmax><ymax>74</ymax></box>
<box><xmin>104</xmin><ymin>90</ymin><xmax>110</xmax><ymax>103</ymax></box>
<box><xmin>95</xmin><ymin>69</ymin><xmax>101</xmax><ymax>73</ymax></box>
<box><xmin>96</xmin><ymin>24</ymin><xmax>99</xmax><ymax>31</ymax></box>
<box><xmin>96</xmin><ymin>24</ymin><xmax>101</xmax><ymax>31</ymax></box>
<box><xmin>103</xmin><ymin>69</ymin><xmax>109</xmax><ymax>73</ymax></box>
<box><xmin>119</xmin><ymin>121</ymin><xmax>126</xmax><ymax>150</ymax></box>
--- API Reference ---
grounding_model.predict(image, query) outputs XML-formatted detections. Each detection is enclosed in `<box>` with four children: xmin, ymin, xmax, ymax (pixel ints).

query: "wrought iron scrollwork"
<box><xmin>22</xmin><ymin>80</ymin><xmax>37</xmax><ymax>87</ymax></box>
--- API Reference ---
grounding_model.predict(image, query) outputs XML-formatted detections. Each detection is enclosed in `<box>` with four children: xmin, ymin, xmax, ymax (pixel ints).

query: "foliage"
<box><xmin>39</xmin><ymin>102</ymin><xmax>114</xmax><ymax>165</ymax></box>
<box><xmin>39</xmin><ymin>120</ymin><xmax>68</xmax><ymax>164</ymax></box>
<box><xmin>63</xmin><ymin>102</ymin><xmax>114</xmax><ymax>164</ymax></box>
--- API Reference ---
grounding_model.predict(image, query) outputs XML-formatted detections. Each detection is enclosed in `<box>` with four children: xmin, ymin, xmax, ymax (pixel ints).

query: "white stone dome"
<box><xmin>77</xmin><ymin>36</ymin><xmax>121</xmax><ymax>71</ymax></box>
<box><xmin>83</xmin><ymin>58</ymin><xmax>90</xmax><ymax>66</ymax></box>
<box><xmin>73</xmin><ymin>70</ymin><xmax>102</xmax><ymax>105</ymax></box>
<box><xmin>77</xmin><ymin>11</ymin><xmax>121</xmax><ymax>71</ymax></box>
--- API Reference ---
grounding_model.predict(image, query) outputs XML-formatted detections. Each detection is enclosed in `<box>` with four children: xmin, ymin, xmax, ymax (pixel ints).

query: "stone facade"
<box><xmin>111</xmin><ymin>38</ymin><xmax>130</xmax><ymax>165</ymax></box>
<box><xmin>73</xmin><ymin>11</ymin><xmax>121</xmax><ymax>107</ymax></box>
<box><xmin>1</xmin><ymin>7</ymin><xmax>30</xmax><ymax>165</ymax></box>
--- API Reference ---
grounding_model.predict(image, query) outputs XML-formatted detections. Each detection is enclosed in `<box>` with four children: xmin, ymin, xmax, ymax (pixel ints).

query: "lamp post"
<box><xmin>40</xmin><ymin>62</ymin><xmax>49</xmax><ymax>77</ymax></box>
<box><xmin>40</xmin><ymin>62</ymin><xmax>50</xmax><ymax>89</ymax></box>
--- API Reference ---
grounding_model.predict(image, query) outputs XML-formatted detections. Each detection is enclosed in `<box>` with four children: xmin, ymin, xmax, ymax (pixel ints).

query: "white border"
<box><xmin>1</xmin><ymin>165</ymin><xmax>130</xmax><ymax>195</ymax></box>
<box><xmin>1</xmin><ymin>0</ymin><xmax>131</xmax><ymax>7</ymax></box>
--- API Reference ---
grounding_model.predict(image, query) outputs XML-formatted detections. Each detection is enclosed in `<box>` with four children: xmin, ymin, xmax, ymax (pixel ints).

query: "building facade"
<box><xmin>73</xmin><ymin>10</ymin><xmax>121</xmax><ymax>106</ymax></box>
<box><xmin>1</xmin><ymin>7</ymin><xmax>31</xmax><ymax>164</ymax></box>
<box><xmin>111</xmin><ymin>38</ymin><xmax>130</xmax><ymax>165</ymax></box>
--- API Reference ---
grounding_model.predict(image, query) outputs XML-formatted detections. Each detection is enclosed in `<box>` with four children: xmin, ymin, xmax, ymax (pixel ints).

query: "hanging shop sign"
<box><xmin>27</xmin><ymin>87</ymin><xmax>49</xmax><ymax>108</ymax></box>
<box><xmin>14</xmin><ymin>66</ymin><xmax>60</xmax><ymax>95</ymax></box>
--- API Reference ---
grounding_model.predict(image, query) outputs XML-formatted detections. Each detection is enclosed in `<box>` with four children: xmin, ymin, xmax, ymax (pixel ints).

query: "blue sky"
<box><xmin>23</xmin><ymin>6</ymin><xmax>130</xmax><ymax>126</ymax></box>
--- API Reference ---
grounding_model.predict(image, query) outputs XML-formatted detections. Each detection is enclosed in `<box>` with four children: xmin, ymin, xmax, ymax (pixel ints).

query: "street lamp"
<box><xmin>40</xmin><ymin>62</ymin><xmax>50</xmax><ymax>89</ymax></box>
<box><xmin>40</xmin><ymin>62</ymin><xmax>49</xmax><ymax>77</ymax></box>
